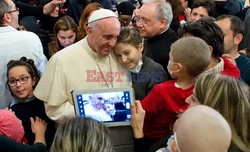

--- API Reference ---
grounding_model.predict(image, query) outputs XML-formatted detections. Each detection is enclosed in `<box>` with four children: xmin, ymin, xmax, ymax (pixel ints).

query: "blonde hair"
<box><xmin>51</xmin><ymin>117</ymin><xmax>114</xmax><ymax>152</ymax></box>
<box><xmin>171</xmin><ymin>37</ymin><xmax>211</xmax><ymax>77</ymax></box>
<box><xmin>194</xmin><ymin>72</ymin><xmax>250</xmax><ymax>151</ymax></box>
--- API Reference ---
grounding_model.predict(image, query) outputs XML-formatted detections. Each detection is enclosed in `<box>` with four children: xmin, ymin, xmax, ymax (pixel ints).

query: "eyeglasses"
<box><xmin>6</xmin><ymin>7</ymin><xmax>19</xmax><ymax>14</ymax></box>
<box><xmin>136</xmin><ymin>16</ymin><xmax>149</xmax><ymax>25</ymax></box>
<box><xmin>1</xmin><ymin>7</ymin><xmax>19</xmax><ymax>18</ymax></box>
<box><xmin>8</xmin><ymin>76</ymin><xmax>31</xmax><ymax>87</ymax></box>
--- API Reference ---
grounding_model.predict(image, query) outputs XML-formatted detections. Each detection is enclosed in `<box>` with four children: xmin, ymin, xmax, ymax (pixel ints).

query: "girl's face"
<box><xmin>8</xmin><ymin>66</ymin><xmax>36</xmax><ymax>99</ymax></box>
<box><xmin>57</xmin><ymin>29</ymin><xmax>76</xmax><ymax>48</ymax></box>
<box><xmin>114</xmin><ymin>43</ymin><xmax>143</xmax><ymax>70</ymax></box>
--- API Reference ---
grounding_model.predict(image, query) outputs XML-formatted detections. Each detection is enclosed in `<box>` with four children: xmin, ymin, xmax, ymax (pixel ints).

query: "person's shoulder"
<box><xmin>238</xmin><ymin>54</ymin><xmax>250</xmax><ymax>62</ymax></box>
<box><xmin>143</xmin><ymin>56</ymin><xmax>165</xmax><ymax>71</ymax></box>
<box><xmin>154</xmin><ymin>80</ymin><xmax>175</xmax><ymax>90</ymax></box>
<box><xmin>1</xmin><ymin>26</ymin><xmax>40</xmax><ymax>41</ymax></box>
<box><xmin>53</xmin><ymin>40</ymin><xmax>85</xmax><ymax>57</ymax></box>
<box><xmin>236</xmin><ymin>54</ymin><xmax>250</xmax><ymax>69</ymax></box>
<box><xmin>164</xmin><ymin>28</ymin><xmax>178</xmax><ymax>38</ymax></box>
<box><xmin>18</xmin><ymin>30</ymin><xmax>40</xmax><ymax>39</ymax></box>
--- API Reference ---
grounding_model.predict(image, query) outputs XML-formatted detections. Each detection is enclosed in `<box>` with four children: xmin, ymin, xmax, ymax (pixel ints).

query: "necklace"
<box><xmin>92</xmin><ymin>52</ymin><xmax>114</xmax><ymax>88</ymax></box>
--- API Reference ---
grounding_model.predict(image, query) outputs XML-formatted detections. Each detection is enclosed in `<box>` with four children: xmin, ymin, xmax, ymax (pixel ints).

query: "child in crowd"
<box><xmin>0</xmin><ymin>109</ymin><xmax>47</xmax><ymax>152</ymax></box>
<box><xmin>6</xmin><ymin>57</ymin><xmax>55</xmax><ymax>147</ymax></box>
<box><xmin>141</xmin><ymin>37</ymin><xmax>211</xmax><ymax>146</ymax></box>
<box><xmin>114</xmin><ymin>27</ymin><xmax>168</xmax><ymax>100</ymax></box>
<box><xmin>186</xmin><ymin>72</ymin><xmax>250</xmax><ymax>152</ymax></box>
<box><xmin>0</xmin><ymin>109</ymin><xmax>25</xmax><ymax>143</ymax></box>
<box><xmin>48</xmin><ymin>15</ymin><xmax>78</xmax><ymax>57</ymax></box>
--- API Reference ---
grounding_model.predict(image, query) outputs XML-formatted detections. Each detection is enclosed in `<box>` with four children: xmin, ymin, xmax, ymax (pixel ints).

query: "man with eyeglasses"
<box><xmin>0</xmin><ymin>0</ymin><xmax>47</xmax><ymax>109</ymax></box>
<box><xmin>136</xmin><ymin>0</ymin><xmax>177</xmax><ymax>77</ymax></box>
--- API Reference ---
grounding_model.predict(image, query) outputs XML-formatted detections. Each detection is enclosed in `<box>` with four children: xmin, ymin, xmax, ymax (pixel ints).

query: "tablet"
<box><xmin>72</xmin><ymin>86</ymin><xmax>135</xmax><ymax>127</ymax></box>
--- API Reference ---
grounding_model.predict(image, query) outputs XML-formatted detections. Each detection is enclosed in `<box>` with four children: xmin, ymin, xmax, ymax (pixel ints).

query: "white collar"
<box><xmin>130</xmin><ymin>59</ymin><xmax>143</xmax><ymax>73</ymax></box>
<box><xmin>206</xmin><ymin>57</ymin><xmax>224</xmax><ymax>73</ymax></box>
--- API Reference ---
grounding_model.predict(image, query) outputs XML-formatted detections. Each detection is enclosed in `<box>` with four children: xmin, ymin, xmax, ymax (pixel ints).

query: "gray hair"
<box><xmin>51</xmin><ymin>117</ymin><xmax>114</xmax><ymax>152</ymax></box>
<box><xmin>0</xmin><ymin>0</ymin><xmax>11</xmax><ymax>26</ymax></box>
<box><xmin>146</xmin><ymin>0</ymin><xmax>173</xmax><ymax>29</ymax></box>
<box><xmin>87</xmin><ymin>20</ymin><xmax>98</xmax><ymax>32</ymax></box>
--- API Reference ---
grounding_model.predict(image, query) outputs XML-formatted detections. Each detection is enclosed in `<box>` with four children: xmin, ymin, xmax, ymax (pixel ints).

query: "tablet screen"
<box><xmin>72</xmin><ymin>87</ymin><xmax>134</xmax><ymax>126</ymax></box>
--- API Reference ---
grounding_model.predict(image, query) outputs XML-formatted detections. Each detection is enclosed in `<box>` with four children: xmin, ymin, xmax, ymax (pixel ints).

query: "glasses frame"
<box><xmin>8</xmin><ymin>75</ymin><xmax>31</xmax><ymax>87</ymax></box>
<box><xmin>1</xmin><ymin>7</ymin><xmax>19</xmax><ymax>18</ymax></box>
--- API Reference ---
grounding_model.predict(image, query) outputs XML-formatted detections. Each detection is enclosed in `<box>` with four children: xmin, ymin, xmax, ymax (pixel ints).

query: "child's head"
<box><xmin>114</xmin><ymin>27</ymin><xmax>143</xmax><ymax>70</ymax></box>
<box><xmin>168</xmin><ymin>37</ymin><xmax>211</xmax><ymax>79</ymax></box>
<box><xmin>0</xmin><ymin>109</ymin><xmax>24</xmax><ymax>142</ymax></box>
<box><xmin>6</xmin><ymin>57</ymin><xmax>40</xmax><ymax>99</ymax></box>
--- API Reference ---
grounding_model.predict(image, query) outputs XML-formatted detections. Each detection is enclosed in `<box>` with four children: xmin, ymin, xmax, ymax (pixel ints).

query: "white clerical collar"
<box><xmin>130</xmin><ymin>59</ymin><xmax>143</xmax><ymax>73</ymax></box>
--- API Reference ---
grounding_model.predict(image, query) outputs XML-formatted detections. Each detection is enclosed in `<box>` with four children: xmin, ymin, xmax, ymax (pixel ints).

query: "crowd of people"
<box><xmin>0</xmin><ymin>0</ymin><xmax>250</xmax><ymax>151</ymax></box>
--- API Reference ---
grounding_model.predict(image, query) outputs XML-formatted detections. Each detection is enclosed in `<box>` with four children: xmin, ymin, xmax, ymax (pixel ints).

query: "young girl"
<box><xmin>114</xmin><ymin>27</ymin><xmax>168</xmax><ymax>100</ymax></box>
<box><xmin>48</xmin><ymin>15</ymin><xmax>78</xmax><ymax>57</ymax></box>
<box><xmin>6</xmin><ymin>57</ymin><xmax>56</xmax><ymax>147</ymax></box>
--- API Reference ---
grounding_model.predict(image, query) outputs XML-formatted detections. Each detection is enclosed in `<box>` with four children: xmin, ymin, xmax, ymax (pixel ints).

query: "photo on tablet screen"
<box><xmin>72</xmin><ymin>87</ymin><xmax>134</xmax><ymax>126</ymax></box>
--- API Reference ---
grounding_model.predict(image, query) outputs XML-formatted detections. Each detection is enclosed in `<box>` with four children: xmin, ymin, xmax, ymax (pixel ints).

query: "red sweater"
<box><xmin>141</xmin><ymin>80</ymin><xmax>193</xmax><ymax>139</ymax></box>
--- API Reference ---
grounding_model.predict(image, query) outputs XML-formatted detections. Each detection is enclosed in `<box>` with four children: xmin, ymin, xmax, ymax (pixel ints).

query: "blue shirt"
<box><xmin>235</xmin><ymin>54</ymin><xmax>250</xmax><ymax>86</ymax></box>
